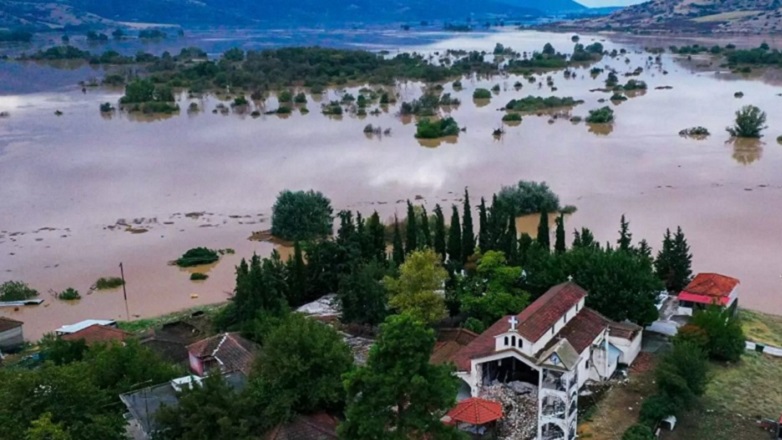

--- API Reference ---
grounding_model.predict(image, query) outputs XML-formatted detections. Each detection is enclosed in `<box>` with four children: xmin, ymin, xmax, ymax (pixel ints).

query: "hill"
<box><xmin>0</xmin><ymin>0</ymin><xmax>556</xmax><ymax>29</ymax></box>
<box><xmin>494</xmin><ymin>0</ymin><xmax>586</xmax><ymax>13</ymax></box>
<box><xmin>552</xmin><ymin>0</ymin><xmax>782</xmax><ymax>34</ymax></box>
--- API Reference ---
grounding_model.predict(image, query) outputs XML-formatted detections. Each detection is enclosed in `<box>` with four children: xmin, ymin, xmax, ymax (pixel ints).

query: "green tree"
<box><xmin>392</xmin><ymin>216</ymin><xmax>405</xmax><ymax>266</ymax></box>
<box><xmin>478</xmin><ymin>197</ymin><xmax>489</xmax><ymax>251</ymax></box>
<box><xmin>690</xmin><ymin>306</ymin><xmax>745</xmax><ymax>362</ymax></box>
<box><xmin>339</xmin><ymin>314</ymin><xmax>464</xmax><ymax>440</ymax></box>
<box><xmin>496</xmin><ymin>181</ymin><xmax>562</xmax><ymax>216</ymax></box>
<box><xmin>338</xmin><ymin>262</ymin><xmax>388</xmax><ymax>326</ymax></box>
<box><xmin>220</xmin><ymin>253</ymin><xmax>289</xmax><ymax>329</ymax></box>
<box><xmin>461</xmin><ymin>189</ymin><xmax>475</xmax><ymax>262</ymax></box>
<box><xmin>572</xmin><ymin>227</ymin><xmax>597</xmax><ymax>249</ymax></box>
<box><xmin>617</xmin><ymin>214</ymin><xmax>632</xmax><ymax>252</ymax></box>
<box><xmin>420</xmin><ymin>206</ymin><xmax>432</xmax><ymax>248</ymax></box>
<box><xmin>554</xmin><ymin>214</ymin><xmax>566</xmax><ymax>254</ymax></box>
<box><xmin>406</xmin><ymin>201</ymin><xmax>418</xmax><ymax>252</ymax></box>
<box><xmin>85</xmin><ymin>340</ymin><xmax>182</xmax><ymax>398</ymax></box>
<box><xmin>537</xmin><ymin>211</ymin><xmax>550</xmax><ymax>250</ymax></box>
<box><xmin>622</xmin><ymin>424</ymin><xmax>655</xmax><ymax>440</ymax></box>
<box><xmin>447</xmin><ymin>205</ymin><xmax>462</xmax><ymax>264</ymax></box>
<box><xmin>249</xmin><ymin>313</ymin><xmax>353</xmax><ymax>424</ymax></box>
<box><xmin>271</xmin><ymin>190</ymin><xmax>334</xmax><ymax>241</ymax></box>
<box><xmin>286</xmin><ymin>241</ymin><xmax>307</xmax><ymax>307</ymax></box>
<box><xmin>385</xmin><ymin>249</ymin><xmax>448</xmax><ymax>325</ymax></box>
<box><xmin>24</xmin><ymin>413</ymin><xmax>72</xmax><ymax>440</ymax></box>
<box><xmin>460</xmin><ymin>251</ymin><xmax>529</xmax><ymax>327</ymax></box>
<box><xmin>726</xmin><ymin>105</ymin><xmax>767</xmax><ymax>138</ymax></box>
<box><xmin>433</xmin><ymin>205</ymin><xmax>447</xmax><ymax>261</ymax></box>
<box><xmin>656</xmin><ymin>341</ymin><xmax>709</xmax><ymax>409</ymax></box>
<box><xmin>654</xmin><ymin>227</ymin><xmax>692</xmax><ymax>293</ymax></box>
<box><xmin>0</xmin><ymin>280</ymin><xmax>38</xmax><ymax>301</ymax></box>
<box><xmin>366</xmin><ymin>211</ymin><xmax>387</xmax><ymax>262</ymax></box>
<box><xmin>155</xmin><ymin>374</ymin><xmax>252</xmax><ymax>440</ymax></box>
<box><xmin>504</xmin><ymin>215</ymin><xmax>518</xmax><ymax>264</ymax></box>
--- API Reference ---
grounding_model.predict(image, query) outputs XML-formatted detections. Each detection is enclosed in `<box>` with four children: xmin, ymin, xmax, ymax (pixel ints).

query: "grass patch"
<box><xmin>190</xmin><ymin>273</ymin><xmax>209</xmax><ymax>281</ymax></box>
<box><xmin>117</xmin><ymin>303</ymin><xmax>225</xmax><ymax>334</ymax></box>
<box><xmin>706</xmin><ymin>352</ymin><xmax>782</xmax><ymax>417</ymax></box>
<box><xmin>740</xmin><ymin>309</ymin><xmax>782</xmax><ymax>347</ymax></box>
<box><xmin>95</xmin><ymin>277</ymin><xmax>124</xmax><ymax>290</ymax></box>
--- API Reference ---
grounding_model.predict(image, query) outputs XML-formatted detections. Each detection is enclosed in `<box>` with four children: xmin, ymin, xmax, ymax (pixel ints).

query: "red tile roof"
<box><xmin>0</xmin><ymin>316</ymin><xmax>23</xmax><ymax>333</ymax></box>
<box><xmin>431</xmin><ymin>328</ymin><xmax>478</xmax><ymax>365</ymax></box>
<box><xmin>187</xmin><ymin>332</ymin><xmax>257</xmax><ymax>375</ymax></box>
<box><xmin>555</xmin><ymin>308</ymin><xmax>610</xmax><ymax>354</ymax></box>
<box><xmin>446</xmin><ymin>398</ymin><xmax>503</xmax><ymax>426</ymax></box>
<box><xmin>449</xmin><ymin>282</ymin><xmax>590</xmax><ymax>371</ymax></box>
<box><xmin>61</xmin><ymin>324</ymin><xmax>131</xmax><ymax>345</ymax></box>
<box><xmin>516</xmin><ymin>282</ymin><xmax>587</xmax><ymax>342</ymax></box>
<box><xmin>681</xmin><ymin>273</ymin><xmax>739</xmax><ymax>303</ymax></box>
<box><xmin>608</xmin><ymin>321</ymin><xmax>642</xmax><ymax>340</ymax></box>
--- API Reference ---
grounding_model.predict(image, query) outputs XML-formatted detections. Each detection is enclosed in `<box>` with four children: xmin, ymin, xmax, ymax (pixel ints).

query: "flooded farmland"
<box><xmin>2</xmin><ymin>29</ymin><xmax>782</xmax><ymax>340</ymax></box>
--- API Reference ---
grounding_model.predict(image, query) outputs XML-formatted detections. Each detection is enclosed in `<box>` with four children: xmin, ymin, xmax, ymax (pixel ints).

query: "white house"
<box><xmin>447</xmin><ymin>282</ymin><xmax>642</xmax><ymax>440</ymax></box>
<box><xmin>677</xmin><ymin>273</ymin><xmax>740</xmax><ymax>317</ymax></box>
<box><xmin>0</xmin><ymin>316</ymin><xmax>24</xmax><ymax>351</ymax></box>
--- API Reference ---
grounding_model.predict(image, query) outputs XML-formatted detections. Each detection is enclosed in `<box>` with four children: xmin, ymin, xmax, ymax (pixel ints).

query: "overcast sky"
<box><xmin>577</xmin><ymin>0</ymin><xmax>646</xmax><ymax>6</ymax></box>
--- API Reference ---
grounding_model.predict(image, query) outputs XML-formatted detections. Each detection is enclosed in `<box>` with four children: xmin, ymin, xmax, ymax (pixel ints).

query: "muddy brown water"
<box><xmin>2</xmin><ymin>30</ymin><xmax>782</xmax><ymax>340</ymax></box>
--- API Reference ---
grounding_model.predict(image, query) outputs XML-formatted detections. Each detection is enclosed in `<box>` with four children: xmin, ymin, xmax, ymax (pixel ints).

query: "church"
<box><xmin>447</xmin><ymin>282</ymin><xmax>643</xmax><ymax>440</ymax></box>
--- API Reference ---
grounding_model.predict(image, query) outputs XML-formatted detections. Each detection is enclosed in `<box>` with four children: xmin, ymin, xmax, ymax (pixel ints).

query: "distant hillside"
<box><xmin>0</xmin><ymin>0</ymin><xmax>553</xmax><ymax>29</ymax></box>
<box><xmin>552</xmin><ymin>0</ymin><xmax>782</xmax><ymax>33</ymax></box>
<box><xmin>494</xmin><ymin>0</ymin><xmax>586</xmax><ymax>13</ymax></box>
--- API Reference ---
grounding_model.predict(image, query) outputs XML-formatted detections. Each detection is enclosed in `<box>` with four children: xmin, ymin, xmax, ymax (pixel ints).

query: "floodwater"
<box><xmin>2</xmin><ymin>29</ymin><xmax>782</xmax><ymax>340</ymax></box>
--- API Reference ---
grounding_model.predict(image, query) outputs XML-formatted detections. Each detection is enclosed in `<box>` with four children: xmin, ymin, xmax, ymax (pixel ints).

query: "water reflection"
<box><xmin>417</xmin><ymin>136</ymin><xmax>458</xmax><ymax>148</ymax></box>
<box><xmin>729</xmin><ymin>138</ymin><xmax>764</xmax><ymax>165</ymax></box>
<box><xmin>587</xmin><ymin>123</ymin><xmax>614</xmax><ymax>136</ymax></box>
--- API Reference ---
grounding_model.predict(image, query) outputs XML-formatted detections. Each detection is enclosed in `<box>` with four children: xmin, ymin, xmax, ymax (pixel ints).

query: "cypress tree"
<box><xmin>637</xmin><ymin>239</ymin><xmax>653</xmax><ymax>263</ymax></box>
<box><xmin>367</xmin><ymin>211</ymin><xmax>387</xmax><ymax>262</ymax></box>
<box><xmin>433</xmin><ymin>204</ymin><xmax>447</xmax><ymax>261</ymax></box>
<box><xmin>518</xmin><ymin>233</ymin><xmax>533</xmax><ymax>266</ymax></box>
<box><xmin>392</xmin><ymin>216</ymin><xmax>404</xmax><ymax>266</ymax></box>
<box><xmin>537</xmin><ymin>210</ymin><xmax>550</xmax><ymax>251</ymax></box>
<box><xmin>420</xmin><ymin>206</ymin><xmax>432</xmax><ymax>248</ymax></box>
<box><xmin>655</xmin><ymin>229</ymin><xmax>674</xmax><ymax>291</ymax></box>
<box><xmin>671</xmin><ymin>226</ymin><xmax>693</xmax><ymax>291</ymax></box>
<box><xmin>478</xmin><ymin>197</ymin><xmax>488</xmax><ymax>251</ymax></box>
<box><xmin>405</xmin><ymin>200</ymin><xmax>418</xmax><ymax>253</ymax></box>
<box><xmin>555</xmin><ymin>214</ymin><xmax>566</xmax><ymax>254</ymax></box>
<box><xmin>287</xmin><ymin>241</ymin><xmax>307</xmax><ymax>307</ymax></box>
<box><xmin>573</xmin><ymin>227</ymin><xmax>597</xmax><ymax>249</ymax></box>
<box><xmin>461</xmin><ymin>188</ymin><xmax>475</xmax><ymax>262</ymax></box>
<box><xmin>337</xmin><ymin>210</ymin><xmax>355</xmax><ymax>245</ymax></box>
<box><xmin>505</xmin><ymin>215</ymin><xmax>518</xmax><ymax>265</ymax></box>
<box><xmin>447</xmin><ymin>205</ymin><xmax>462</xmax><ymax>264</ymax></box>
<box><xmin>617</xmin><ymin>214</ymin><xmax>633</xmax><ymax>252</ymax></box>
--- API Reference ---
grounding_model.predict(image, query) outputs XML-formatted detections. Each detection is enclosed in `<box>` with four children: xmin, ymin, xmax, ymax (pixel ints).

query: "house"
<box><xmin>186</xmin><ymin>332</ymin><xmax>257</xmax><ymax>377</ymax></box>
<box><xmin>265</xmin><ymin>412</ymin><xmax>339</xmax><ymax>440</ymax></box>
<box><xmin>140</xmin><ymin>319</ymin><xmax>209</xmax><ymax>366</ymax></box>
<box><xmin>61</xmin><ymin>324</ymin><xmax>132</xmax><ymax>346</ymax></box>
<box><xmin>120</xmin><ymin>372</ymin><xmax>247</xmax><ymax>440</ymax></box>
<box><xmin>0</xmin><ymin>316</ymin><xmax>24</xmax><ymax>351</ymax></box>
<box><xmin>447</xmin><ymin>282</ymin><xmax>643</xmax><ymax>440</ymax></box>
<box><xmin>677</xmin><ymin>273</ymin><xmax>740</xmax><ymax>316</ymax></box>
<box><xmin>55</xmin><ymin>319</ymin><xmax>117</xmax><ymax>336</ymax></box>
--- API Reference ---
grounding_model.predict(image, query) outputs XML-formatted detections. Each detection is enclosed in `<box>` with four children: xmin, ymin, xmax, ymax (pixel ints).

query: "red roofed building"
<box><xmin>61</xmin><ymin>324</ymin><xmax>132</xmax><ymax>346</ymax></box>
<box><xmin>677</xmin><ymin>273</ymin><xmax>740</xmax><ymax>316</ymax></box>
<box><xmin>186</xmin><ymin>332</ymin><xmax>257</xmax><ymax>377</ymax></box>
<box><xmin>448</xmin><ymin>282</ymin><xmax>643</xmax><ymax>440</ymax></box>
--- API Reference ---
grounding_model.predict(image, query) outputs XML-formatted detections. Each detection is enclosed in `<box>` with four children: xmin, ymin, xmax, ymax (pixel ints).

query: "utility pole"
<box><xmin>120</xmin><ymin>262</ymin><xmax>129</xmax><ymax>320</ymax></box>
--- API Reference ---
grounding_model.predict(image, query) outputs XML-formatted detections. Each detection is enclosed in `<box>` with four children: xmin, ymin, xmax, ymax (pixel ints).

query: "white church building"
<box><xmin>448</xmin><ymin>282</ymin><xmax>643</xmax><ymax>440</ymax></box>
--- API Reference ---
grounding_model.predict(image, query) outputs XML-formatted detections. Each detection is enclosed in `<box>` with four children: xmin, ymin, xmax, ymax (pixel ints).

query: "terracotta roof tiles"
<box><xmin>61</xmin><ymin>324</ymin><xmax>131</xmax><ymax>346</ymax></box>
<box><xmin>187</xmin><ymin>332</ymin><xmax>257</xmax><ymax>375</ymax></box>
<box><xmin>682</xmin><ymin>273</ymin><xmax>739</xmax><ymax>299</ymax></box>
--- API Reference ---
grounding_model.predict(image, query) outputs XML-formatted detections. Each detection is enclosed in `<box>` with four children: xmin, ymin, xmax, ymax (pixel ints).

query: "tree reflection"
<box><xmin>417</xmin><ymin>136</ymin><xmax>458</xmax><ymax>148</ymax></box>
<box><xmin>587</xmin><ymin>123</ymin><xmax>614</xmax><ymax>136</ymax></box>
<box><xmin>729</xmin><ymin>137</ymin><xmax>764</xmax><ymax>165</ymax></box>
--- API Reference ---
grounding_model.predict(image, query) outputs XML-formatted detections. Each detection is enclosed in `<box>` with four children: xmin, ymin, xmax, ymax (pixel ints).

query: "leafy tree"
<box><xmin>85</xmin><ymin>340</ymin><xmax>182</xmax><ymax>398</ymax></box>
<box><xmin>0</xmin><ymin>280</ymin><xmax>38</xmax><ymax>301</ymax></box>
<box><xmin>622</xmin><ymin>424</ymin><xmax>655</xmax><ymax>440</ymax></box>
<box><xmin>392</xmin><ymin>216</ymin><xmax>404</xmax><ymax>265</ymax></box>
<box><xmin>472</xmin><ymin>88</ymin><xmax>492</xmax><ymax>99</ymax></box>
<box><xmin>637</xmin><ymin>239</ymin><xmax>652</xmax><ymax>262</ymax></box>
<box><xmin>25</xmin><ymin>413</ymin><xmax>72</xmax><ymax>440</ymax></box>
<box><xmin>339</xmin><ymin>314</ymin><xmax>464</xmax><ymax>440</ymax></box>
<box><xmin>460</xmin><ymin>251</ymin><xmax>529</xmax><ymax>327</ymax></box>
<box><xmin>656</xmin><ymin>341</ymin><xmax>709</xmax><ymax>409</ymax></box>
<box><xmin>338</xmin><ymin>262</ymin><xmax>388</xmax><ymax>326</ymax></box>
<box><xmin>249</xmin><ymin>313</ymin><xmax>353</xmax><ymax>424</ymax></box>
<box><xmin>554</xmin><ymin>214</ymin><xmax>566</xmax><ymax>254</ymax></box>
<box><xmin>304</xmin><ymin>241</ymin><xmax>353</xmax><ymax>302</ymax></box>
<box><xmin>155</xmin><ymin>374</ymin><xmax>252</xmax><ymax>440</ymax></box>
<box><xmin>271</xmin><ymin>190</ymin><xmax>334</xmax><ymax>241</ymax></box>
<box><xmin>727</xmin><ymin>105</ymin><xmax>767</xmax><ymax>138</ymax></box>
<box><xmin>537</xmin><ymin>211</ymin><xmax>550</xmax><ymax>250</ymax></box>
<box><xmin>433</xmin><ymin>205</ymin><xmax>447</xmax><ymax>260</ymax></box>
<box><xmin>617</xmin><ymin>214</ymin><xmax>632</xmax><ymax>252</ymax></box>
<box><xmin>420</xmin><ymin>206</ymin><xmax>432</xmax><ymax>248</ymax></box>
<box><xmin>175</xmin><ymin>247</ymin><xmax>219</xmax><ymax>267</ymax></box>
<box><xmin>461</xmin><ymin>189</ymin><xmax>475</xmax><ymax>262</ymax></box>
<box><xmin>689</xmin><ymin>306</ymin><xmax>745</xmax><ymax>362</ymax></box>
<box><xmin>406</xmin><ymin>201</ymin><xmax>418</xmax><ymax>252</ymax></box>
<box><xmin>654</xmin><ymin>227</ymin><xmax>692</xmax><ymax>293</ymax></box>
<box><xmin>639</xmin><ymin>394</ymin><xmax>679</xmax><ymax>427</ymax></box>
<box><xmin>447</xmin><ymin>205</ymin><xmax>462</xmax><ymax>264</ymax></box>
<box><xmin>337</xmin><ymin>210</ymin><xmax>357</xmax><ymax>246</ymax></box>
<box><xmin>496</xmin><ymin>181</ymin><xmax>561</xmax><ymax>216</ymax></box>
<box><xmin>385</xmin><ymin>249</ymin><xmax>448</xmax><ymax>325</ymax></box>
<box><xmin>414</xmin><ymin>117</ymin><xmax>460</xmax><ymax>138</ymax></box>
<box><xmin>585</xmin><ymin>106</ymin><xmax>614</xmax><ymax>123</ymax></box>
<box><xmin>218</xmin><ymin>253</ymin><xmax>289</xmax><ymax>330</ymax></box>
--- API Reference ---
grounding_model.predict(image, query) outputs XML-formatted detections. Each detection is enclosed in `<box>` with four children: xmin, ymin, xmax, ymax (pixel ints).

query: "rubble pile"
<box><xmin>480</xmin><ymin>381</ymin><xmax>539</xmax><ymax>440</ymax></box>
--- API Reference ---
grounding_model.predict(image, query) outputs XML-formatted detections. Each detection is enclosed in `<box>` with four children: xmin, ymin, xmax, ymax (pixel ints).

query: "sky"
<box><xmin>576</xmin><ymin>0</ymin><xmax>646</xmax><ymax>6</ymax></box>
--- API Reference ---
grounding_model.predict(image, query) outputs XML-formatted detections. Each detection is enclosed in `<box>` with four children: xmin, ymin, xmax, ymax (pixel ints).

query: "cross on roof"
<box><xmin>567</xmin><ymin>275</ymin><xmax>573</xmax><ymax>282</ymax></box>
<box><xmin>508</xmin><ymin>316</ymin><xmax>518</xmax><ymax>331</ymax></box>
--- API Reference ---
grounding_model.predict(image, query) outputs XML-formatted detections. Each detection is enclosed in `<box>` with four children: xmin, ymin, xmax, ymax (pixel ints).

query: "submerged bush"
<box><xmin>585</xmin><ymin>106</ymin><xmax>615</xmax><ymax>124</ymax></box>
<box><xmin>502</xmin><ymin>113</ymin><xmax>522</xmax><ymax>122</ymax></box>
<box><xmin>505</xmin><ymin>96</ymin><xmax>583</xmax><ymax>112</ymax></box>
<box><xmin>95</xmin><ymin>277</ymin><xmax>124</xmax><ymax>290</ymax></box>
<box><xmin>679</xmin><ymin>126</ymin><xmax>710</xmax><ymax>137</ymax></box>
<box><xmin>0</xmin><ymin>281</ymin><xmax>38</xmax><ymax>301</ymax></box>
<box><xmin>414</xmin><ymin>117</ymin><xmax>460</xmax><ymax>139</ymax></box>
<box><xmin>57</xmin><ymin>288</ymin><xmax>81</xmax><ymax>300</ymax></box>
<box><xmin>472</xmin><ymin>88</ymin><xmax>491</xmax><ymax>100</ymax></box>
<box><xmin>496</xmin><ymin>181</ymin><xmax>563</xmax><ymax>216</ymax></box>
<box><xmin>175</xmin><ymin>247</ymin><xmax>219</xmax><ymax>267</ymax></box>
<box><xmin>190</xmin><ymin>273</ymin><xmax>209</xmax><ymax>281</ymax></box>
<box><xmin>726</xmin><ymin>105</ymin><xmax>766</xmax><ymax>138</ymax></box>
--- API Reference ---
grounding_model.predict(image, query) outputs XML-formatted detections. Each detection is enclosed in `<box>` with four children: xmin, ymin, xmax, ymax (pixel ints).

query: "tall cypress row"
<box><xmin>405</xmin><ymin>200</ymin><xmax>418</xmax><ymax>253</ymax></box>
<box><xmin>392</xmin><ymin>215</ymin><xmax>405</xmax><ymax>265</ymax></box>
<box><xmin>461</xmin><ymin>188</ymin><xmax>475</xmax><ymax>262</ymax></box>
<box><xmin>554</xmin><ymin>214</ymin><xmax>566</xmax><ymax>254</ymax></box>
<box><xmin>537</xmin><ymin>210</ymin><xmax>550</xmax><ymax>251</ymax></box>
<box><xmin>447</xmin><ymin>205</ymin><xmax>462</xmax><ymax>264</ymax></box>
<box><xmin>420</xmin><ymin>206</ymin><xmax>432</xmax><ymax>248</ymax></box>
<box><xmin>478</xmin><ymin>197</ymin><xmax>488</xmax><ymax>252</ymax></box>
<box><xmin>433</xmin><ymin>204</ymin><xmax>447</xmax><ymax>261</ymax></box>
<box><xmin>367</xmin><ymin>211</ymin><xmax>387</xmax><ymax>262</ymax></box>
<box><xmin>505</xmin><ymin>215</ymin><xmax>518</xmax><ymax>265</ymax></box>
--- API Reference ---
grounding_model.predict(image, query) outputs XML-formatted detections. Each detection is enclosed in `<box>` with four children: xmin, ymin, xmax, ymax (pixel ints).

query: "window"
<box><xmin>517</xmin><ymin>339</ymin><xmax>523</xmax><ymax>348</ymax></box>
<box><xmin>504</xmin><ymin>336</ymin><xmax>509</xmax><ymax>346</ymax></box>
<box><xmin>511</xmin><ymin>336</ymin><xmax>516</xmax><ymax>347</ymax></box>
<box><xmin>551</xmin><ymin>327</ymin><xmax>554</xmax><ymax>335</ymax></box>
<box><xmin>576</xmin><ymin>302</ymin><xmax>580</xmax><ymax>311</ymax></box>
<box><xmin>586</xmin><ymin>359</ymin><xmax>590</xmax><ymax>369</ymax></box>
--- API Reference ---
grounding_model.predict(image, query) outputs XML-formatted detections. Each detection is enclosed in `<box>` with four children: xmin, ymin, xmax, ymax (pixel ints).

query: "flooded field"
<box><xmin>2</xmin><ymin>29</ymin><xmax>782</xmax><ymax>340</ymax></box>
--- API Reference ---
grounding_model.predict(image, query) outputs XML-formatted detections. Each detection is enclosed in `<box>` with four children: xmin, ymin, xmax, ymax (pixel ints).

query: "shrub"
<box><xmin>656</xmin><ymin>341</ymin><xmax>709</xmax><ymax>408</ymax></box>
<box><xmin>502</xmin><ymin>113</ymin><xmax>522</xmax><ymax>122</ymax></box>
<box><xmin>0</xmin><ymin>281</ymin><xmax>38</xmax><ymax>301</ymax></box>
<box><xmin>639</xmin><ymin>394</ymin><xmax>679</xmax><ymax>426</ymax></box>
<box><xmin>414</xmin><ymin>117</ymin><xmax>460</xmax><ymax>139</ymax></box>
<box><xmin>690</xmin><ymin>306</ymin><xmax>745</xmax><ymax>362</ymax></box>
<box><xmin>585</xmin><ymin>106</ymin><xmax>614</xmax><ymax>123</ymax></box>
<box><xmin>610</xmin><ymin>93</ymin><xmax>627</xmax><ymax>101</ymax></box>
<box><xmin>472</xmin><ymin>88</ymin><xmax>491</xmax><ymax>99</ymax></box>
<box><xmin>99</xmin><ymin>102</ymin><xmax>114</xmax><ymax>112</ymax></box>
<box><xmin>293</xmin><ymin>92</ymin><xmax>307</xmax><ymax>104</ymax></box>
<box><xmin>679</xmin><ymin>126</ymin><xmax>710</xmax><ymax>137</ymax></box>
<box><xmin>496</xmin><ymin>181</ymin><xmax>562</xmax><ymax>215</ymax></box>
<box><xmin>277</xmin><ymin>90</ymin><xmax>293</xmax><ymax>102</ymax></box>
<box><xmin>726</xmin><ymin>105</ymin><xmax>766</xmax><ymax>138</ymax></box>
<box><xmin>491</xmin><ymin>84</ymin><xmax>500</xmax><ymax>92</ymax></box>
<box><xmin>505</xmin><ymin>96</ymin><xmax>583</xmax><ymax>112</ymax></box>
<box><xmin>271</xmin><ymin>190</ymin><xmax>334</xmax><ymax>241</ymax></box>
<box><xmin>231</xmin><ymin>96</ymin><xmax>249</xmax><ymax>107</ymax></box>
<box><xmin>95</xmin><ymin>277</ymin><xmax>124</xmax><ymax>290</ymax></box>
<box><xmin>452</xmin><ymin>80</ymin><xmax>462</xmax><ymax>89</ymax></box>
<box><xmin>622</xmin><ymin>424</ymin><xmax>655</xmax><ymax>440</ymax></box>
<box><xmin>57</xmin><ymin>288</ymin><xmax>81</xmax><ymax>300</ymax></box>
<box><xmin>190</xmin><ymin>273</ymin><xmax>209</xmax><ymax>281</ymax></box>
<box><xmin>175</xmin><ymin>247</ymin><xmax>219</xmax><ymax>267</ymax></box>
<box><xmin>463</xmin><ymin>317</ymin><xmax>486</xmax><ymax>334</ymax></box>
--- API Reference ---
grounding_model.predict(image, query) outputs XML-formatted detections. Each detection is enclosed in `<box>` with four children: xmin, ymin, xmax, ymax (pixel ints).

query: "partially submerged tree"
<box><xmin>271</xmin><ymin>190</ymin><xmax>334</xmax><ymax>241</ymax></box>
<box><xmin>726</xmin><ymin>105</ymin><xmax>767</xmax><ymax>138</ymax></box>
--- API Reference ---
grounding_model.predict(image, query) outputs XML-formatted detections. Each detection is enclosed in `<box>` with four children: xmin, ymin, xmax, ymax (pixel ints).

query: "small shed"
<box><xmin>0</xmin><ymin>316</ymin><xmax>24</xmax><ymax>350</ymax></box>
<box><xmin>444</xmin><ymin>397</ymin><xmax>503</xmax><ymax>436</ymax></box>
